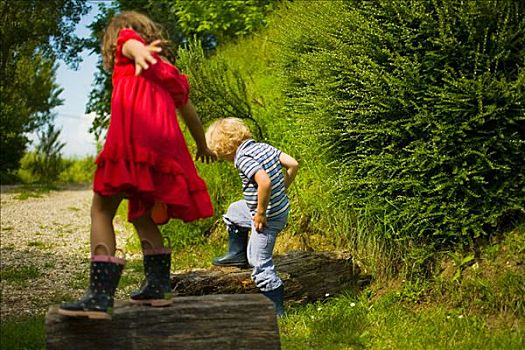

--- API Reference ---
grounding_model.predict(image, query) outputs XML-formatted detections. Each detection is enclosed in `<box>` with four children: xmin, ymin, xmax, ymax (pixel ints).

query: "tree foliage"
<box><xmin>0</xmin><ymin>0</ymin><xmax>89</xmax><ymax>175</ymax></box>
<box><xmin>176</xmin><ymin>39</ymin><xmax>264</xmax><ymax>139</ymax></box>
<box><xmin>275</xmin><ymin>0</ymin><xmax>525</xmax><ymax>243</ymax></box>
<box><xmin>173</xmin><ymin>0</ymin><xmax>275</xmax><ymax>46</ymax></box>
<box><xmin>85</xmin><ymin>0</ymin><xmax>276</xmax><ymax>139</ymax></box>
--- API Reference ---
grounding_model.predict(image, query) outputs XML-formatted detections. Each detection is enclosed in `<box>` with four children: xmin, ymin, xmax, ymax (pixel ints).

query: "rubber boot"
<box><xmin>212</xmin><ymin>224</ymin><xmax>249</xmax><ymax>267</ymax></box>
<box><xmin>58</xmin><ymin>255</ymin><xmax>125</xmax><ymax>320</ymax></box>
<box><xmin>130</xmin><ymin>248</ymin><xmax>173</xmax><ymax>306</ymax></box>
<box><xmin>262</xmin><ymin>284</ymin><xmax>285</xmax><ymax>317</ymax></box>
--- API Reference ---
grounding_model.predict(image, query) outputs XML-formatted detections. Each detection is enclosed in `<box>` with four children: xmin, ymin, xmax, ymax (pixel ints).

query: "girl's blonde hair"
<box><xmin>101</xmin><ymin>11</ymin><xmax>173</xmax><ymax>71</ymax></box>
<box><xmin>205</xmin><ymin>118</ymin><xmax>252</xmax><ymax>158</ymax></box>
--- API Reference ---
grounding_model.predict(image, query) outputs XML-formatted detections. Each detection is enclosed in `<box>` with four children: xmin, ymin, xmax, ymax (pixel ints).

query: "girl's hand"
<box><xmin>123</xmin><ymin>39</ymin><xmax>162</xmax><ymax>76</ymax></box>
<box><xmin>254</xmin><ymin>212</ymin><xmax>267</xmax><ymax>232</ymax></box>
<box><xmin>195</xmin><ymin>146</ymin><xmax>217</xmax><ymax>164</ymax></box>
<box><xmin>135</xmin><ymin>40</ymin><xmax>163</xmax><ymax>75</ymax></box>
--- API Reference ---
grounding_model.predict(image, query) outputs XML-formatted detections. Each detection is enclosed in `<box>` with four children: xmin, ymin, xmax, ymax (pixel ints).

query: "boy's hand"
<box><xmin>254</xmin><ymin>212</ymin><xmax>267</xmax><ymax>232</ymax></box>
<box><xmin>195</xmin><ymin>146</ymin><xmax>217</xmax><ymax>164</ymax></box>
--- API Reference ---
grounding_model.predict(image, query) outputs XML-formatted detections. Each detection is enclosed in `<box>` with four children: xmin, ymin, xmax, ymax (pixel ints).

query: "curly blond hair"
<box><xmin>101</xmin><ymin>11</ymin><xmax>174</xmax><ymax>71</ymax></box>
<box><xmin>205</xmin><ymin>118</ymin><xmax>252</xmax><ymax>159</ymax></box>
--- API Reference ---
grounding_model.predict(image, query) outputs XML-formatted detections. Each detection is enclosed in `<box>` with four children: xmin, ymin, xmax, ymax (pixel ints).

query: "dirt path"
<box><xmin>0</xmin><ymin>186</ymin><xmax>130</xmax><ymax>319</ymax></box>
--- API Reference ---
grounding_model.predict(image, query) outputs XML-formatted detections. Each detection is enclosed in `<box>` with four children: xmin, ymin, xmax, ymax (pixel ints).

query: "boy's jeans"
<box><xmin>224</xmin><ymin>200</ymin><xmax>289</xmax><ymax>292</ymax></box>
<box><xmin>222</xmin><ymin>200</ymin><xmax>252</xmax><ymax>228</ymax></box>
<box><xmin>247</xmin><ymin>210</ymin><xmax>289</xmax><ymax>292</ymax></box>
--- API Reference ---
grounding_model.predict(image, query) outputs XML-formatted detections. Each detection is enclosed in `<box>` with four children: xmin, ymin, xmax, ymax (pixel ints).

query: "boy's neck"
<box><xmin>224</xmin><ymin>153</ymin><xmax>235</xmax><ymax>161</ymax></box>
<box><xmin>232</xmin><ymin>138</ymin><xmax>253</xmax><ymax>161</ymax></box>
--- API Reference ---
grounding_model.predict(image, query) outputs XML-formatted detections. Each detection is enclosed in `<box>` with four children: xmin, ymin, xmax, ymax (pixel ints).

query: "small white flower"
<box><xmin>317</xmin><ymin>307</ymin><xmax>322</xmax><ymax>311</ymax></box>
<box><xmin>350</xmin><ymin>302</ymin><xmax>356</xmax><ymax>307</ymax></box>
<box><xmin>458</xmin><ymin>315</ymin><xmax>463</xmax><ymax>319</ymax></box>
<box><xmin>325</xmin><ymin>293</ymin><xmax>330</xmax><ymax>297</ymax></box>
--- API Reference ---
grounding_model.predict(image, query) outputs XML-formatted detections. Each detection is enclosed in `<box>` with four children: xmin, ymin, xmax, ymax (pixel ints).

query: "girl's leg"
<box><xmin>58</xmin><ymin>192</ymin><xmax>125</xmax><ymax>319</ymax></box>
<box><xmin>90</xmin><ymin>192</ymin><xmax>124</xmax><ymax>255</ymax></box>
<box><xmin>132</xmin><ymin>213</ymin><xmax>164</xmax><ymax>249</ymax></box>
<box><xmin>130</xmin><ymin>212</ymin><xmax>172</xmax><ymax>306</ymax></box>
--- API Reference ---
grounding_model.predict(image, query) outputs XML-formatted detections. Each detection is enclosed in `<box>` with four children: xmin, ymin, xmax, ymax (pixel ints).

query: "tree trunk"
<box><xmin>171</xmin><ymin>251</ymin><xmax>370</xmax><ymax>303</ymax></box>
<box><xmin>46</xmin><ymin>294</ymin><xmax>280</xmax><ymax>350</ymax></box>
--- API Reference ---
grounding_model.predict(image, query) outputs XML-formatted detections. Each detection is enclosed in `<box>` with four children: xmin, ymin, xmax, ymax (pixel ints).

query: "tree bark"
<box><xmin>46</xmin><ymin>294</ymin><xmax>280</xmax><ymax>350</ymax></box>
<box><xmin>171</xmin><ymin>250</ymin><xmax>370</xmax><ymax>303</ymax></box>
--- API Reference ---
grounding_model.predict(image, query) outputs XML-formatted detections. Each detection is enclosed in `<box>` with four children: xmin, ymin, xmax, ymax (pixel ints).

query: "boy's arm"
<box><xmin>253</xmin><ymin>169</ymin><xmax>271</xmax><ymax>232</ymax></box>
<box><xmin>178</xmin><ymin>100</ymin><xmax>217</xmax><ymax>163</ymax></box>
<box><xmin>279</xmin><ymin>152</ymin><xmax>299</xmax><ymax>189</ymax></box>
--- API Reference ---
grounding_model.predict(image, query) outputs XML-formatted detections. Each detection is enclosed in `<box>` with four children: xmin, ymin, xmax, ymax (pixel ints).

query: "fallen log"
<box><xmin>171</xmin><ymin>250</ymin><xmax>370</xmax><ymax>303</ymax></box>
<box><xmin>46</xmin><ymin>294</ymin><xmax>280</xmax><ymax>350</ymax></box>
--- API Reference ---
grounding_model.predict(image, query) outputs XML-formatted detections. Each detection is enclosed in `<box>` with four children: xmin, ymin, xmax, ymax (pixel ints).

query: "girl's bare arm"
<box><xmin>177</xmin><ymin>100</ymin><xmax>217</xmax><ymax>163</ymax></box>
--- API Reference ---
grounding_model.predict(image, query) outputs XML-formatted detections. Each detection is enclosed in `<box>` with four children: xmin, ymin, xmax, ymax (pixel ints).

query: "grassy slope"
<box><xmin>279</xmin><ymin>227</ymin><xmax>524</xmax><ymax>349</ymax></box>
<box><xmin>210</xmin><ymin>6</ymin><xmax>524</xmax><ymax>348</ymax></box>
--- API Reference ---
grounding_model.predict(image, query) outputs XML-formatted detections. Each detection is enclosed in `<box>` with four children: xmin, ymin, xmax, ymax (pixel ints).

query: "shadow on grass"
<box><xmin>0</xmin><ymin>315</ymin><xmax>45</xmax><ymax>350</ymax></box>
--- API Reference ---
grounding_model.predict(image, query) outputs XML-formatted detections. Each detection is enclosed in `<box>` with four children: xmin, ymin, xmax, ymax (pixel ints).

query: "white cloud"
<box><xmin>56</xmin><ymin>112</ymin><xmax>97</xmax><ymax>157</ymax></box>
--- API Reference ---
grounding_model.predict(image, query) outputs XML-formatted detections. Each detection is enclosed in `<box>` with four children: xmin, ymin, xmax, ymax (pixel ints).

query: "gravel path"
<box><xmin>0</xmin><ymin>186</ymin><xmax>130</xmax><ymax>319</ymax></box>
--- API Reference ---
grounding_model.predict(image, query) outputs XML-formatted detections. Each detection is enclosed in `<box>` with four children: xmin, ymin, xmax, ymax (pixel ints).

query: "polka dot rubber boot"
<box><xmin>130</xmin><ymin>248</ymin><xmax>173</xmax><ymax>307</ymax></box>
<box><xmin>58</xmin><ymin>255</ymin><xmax>125</xmax><ymax>320</ymax></box>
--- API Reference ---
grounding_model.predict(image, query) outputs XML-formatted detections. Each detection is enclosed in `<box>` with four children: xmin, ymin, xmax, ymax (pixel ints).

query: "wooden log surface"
<box><xmin>46</xmin><ymin>294</ymin><xmax>280</xmax><ymax>350</ymax></box>
<box><xmin>171</xmin><ymin>250</ymin><xmax>370</xmax><ymax>303</ymax></box>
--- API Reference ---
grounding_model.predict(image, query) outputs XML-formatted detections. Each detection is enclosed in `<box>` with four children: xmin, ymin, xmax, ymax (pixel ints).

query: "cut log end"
<box><xmin>46</xmin><ymin>294</ymin><xmax>280</xmax><ymax>350</ymax></box>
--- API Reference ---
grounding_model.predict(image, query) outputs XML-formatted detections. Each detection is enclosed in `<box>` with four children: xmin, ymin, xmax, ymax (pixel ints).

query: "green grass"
<box><xmin>0</xmin><ymin>265</ymin><xmax>41</xmax><ymax>285</ymax></box>
<box><xmin>280</xmin><ymin>292</ymin><xmax>524</xmax><ymax>350</ymax></box>
<box><xmin>117</xmin><ymin>259</ymin><xmax>145</xmax><ymax>293</ymax></box>
<box><xmin>0</xmin><ymin>316</ymin><xmax>45</xmax><ymax>350</ymax></box>
<box><xmin>171</xmin><ymin>243</ymin><xmax>227</xmax><ymax>270</ymax></box>
<box><xmin>26</xmin><ymin>240</ymin><xmax>53</xmax><ymax>249</ymax></box>
<box><xmin>11</xmin><ymin>184</ymin><xmax>57</xmax><ymax>200</ymax></box>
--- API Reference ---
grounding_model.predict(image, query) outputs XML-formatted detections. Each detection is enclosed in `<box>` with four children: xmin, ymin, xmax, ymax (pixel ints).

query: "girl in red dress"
<box><xmin>59</xmin><ymin>11</ymin><xmax>216</xmax><ymax>319</ymax></box>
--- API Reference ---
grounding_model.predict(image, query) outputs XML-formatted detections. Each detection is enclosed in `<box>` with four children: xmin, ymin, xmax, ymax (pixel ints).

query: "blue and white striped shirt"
<box><xmin>234</xmin><ymin>139</ymin><xmax>289</xmax><ymax>219</ymax></box>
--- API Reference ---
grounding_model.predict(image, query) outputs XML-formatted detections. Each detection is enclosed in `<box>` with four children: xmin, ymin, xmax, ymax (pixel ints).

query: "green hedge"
<box><xmin>275</xmin><ymin>0</ymin><xmax>525</xmax><ymax>243</ymax></box>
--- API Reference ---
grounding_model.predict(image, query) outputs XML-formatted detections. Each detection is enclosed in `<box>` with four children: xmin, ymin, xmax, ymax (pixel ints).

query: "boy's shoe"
<box><xmin>262</xmin><ymin>284</ymin><xmax>285</xmax><ymax>317</ymax></box>
<box><xmin>130</xmin><ymin>248</ymin><xmax>173</xmax><ymax>307</ymax></box>
<box><xmin>212</xmin><ymin>224</ymin><xmax>249</xmax><ymax>267</ymax></box>
<box><xmin>58</xmin><ymin>255</ymin><xmax>125</xmax><ymax>320</ymax></box>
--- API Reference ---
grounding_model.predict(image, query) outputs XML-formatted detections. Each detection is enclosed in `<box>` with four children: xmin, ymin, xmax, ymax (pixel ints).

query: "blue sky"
<box><xmin>52</xmin><ymin>5</ymin><xmax>101</xmax><ymax>157</ymax></box>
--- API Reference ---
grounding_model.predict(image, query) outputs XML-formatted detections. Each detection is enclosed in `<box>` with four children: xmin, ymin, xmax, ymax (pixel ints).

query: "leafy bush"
<box><xmin>18</xmin><ymin>153</ymin><xmax>95</xmax><ymax>185</ymax></box>
<box><xmin>274</xmin><ymin>0</ymin><xmax>525</xmax><ymax>244</ymax></box>
<box><xmin>177</xmin><ymin>39</ymin><xmax>265</xmax><ymax>139</ymax></box>
<box><xmin>28</xmin><ymin>123</ymin><xmax>65</xmax><ymax>183</ymax></box>
<box><xmin>58</xmin><ymin>156</ymin><xmax>96</xmax><ymax>183</ymax></box>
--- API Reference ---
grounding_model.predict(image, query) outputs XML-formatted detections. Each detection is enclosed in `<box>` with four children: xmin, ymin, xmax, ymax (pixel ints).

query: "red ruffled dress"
<box><xmin>93</xmin><ymin>28</ymin><xmax>213</xmax><ymax>224</ymax></box>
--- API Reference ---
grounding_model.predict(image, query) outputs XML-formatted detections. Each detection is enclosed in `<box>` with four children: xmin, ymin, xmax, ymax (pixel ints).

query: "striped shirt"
<box><xmin>234</xmin><ymin>139</ymin><xmax>289</xmax><ymax>219</ymax></box>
